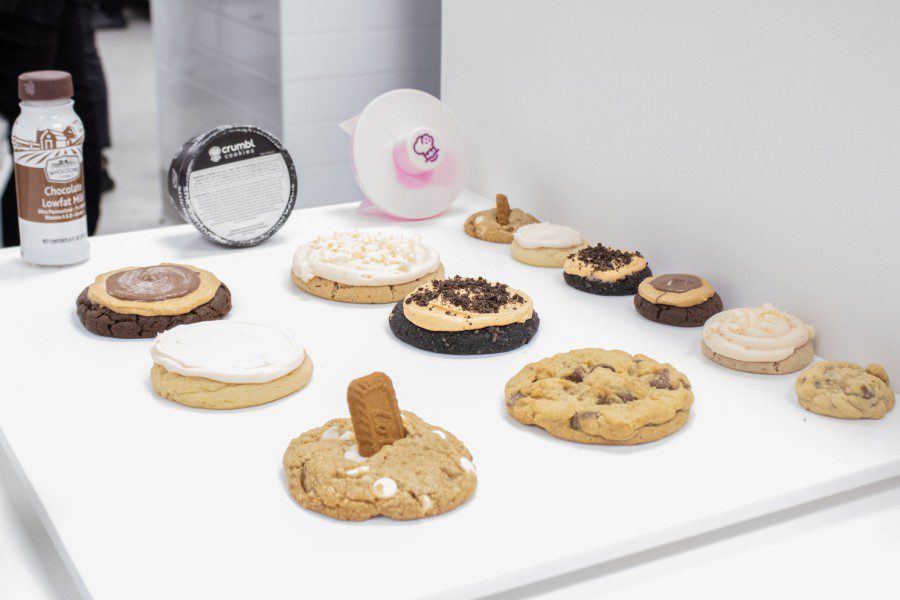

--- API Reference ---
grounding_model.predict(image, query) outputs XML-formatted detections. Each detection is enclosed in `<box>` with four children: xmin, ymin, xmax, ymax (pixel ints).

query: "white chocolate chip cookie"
<box><xmin>283</xmin><ymin>411</ymin><xmax>476</xmax><ymax>520</ymax></box>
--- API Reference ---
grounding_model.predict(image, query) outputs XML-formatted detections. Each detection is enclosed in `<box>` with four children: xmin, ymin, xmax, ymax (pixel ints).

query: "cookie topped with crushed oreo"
<box><xmin>391</xmin><ymin>276</ymin><xmax>539</xmax><ymax>355</ymax></box>
<box><xmin>405</xmin><ymin>276</ymin><xmax>524</xmax><ymax>313</ymax></box>
<box><xmin>571</xmin><ymin>244</ymin><xmax>642</xmax><ymax>271</ymax></box>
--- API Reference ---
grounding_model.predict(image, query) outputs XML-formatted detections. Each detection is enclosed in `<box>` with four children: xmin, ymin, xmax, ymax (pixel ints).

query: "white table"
<box><xmin>2</xmin><ymin>191</ymin><xmax>899</xmax><ymax>600</ymax></box>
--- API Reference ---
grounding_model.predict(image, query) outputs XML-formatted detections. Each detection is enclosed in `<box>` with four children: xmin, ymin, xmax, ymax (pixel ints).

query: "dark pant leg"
<box><xmin>55</xmin><ymin>0</ymin><xmax>102</xmax><ymax>235</ymax></box>
<box><xmin>0</xmin><ymin>18</ymin><xmax>61</xmax><ymax>247</ymax></box>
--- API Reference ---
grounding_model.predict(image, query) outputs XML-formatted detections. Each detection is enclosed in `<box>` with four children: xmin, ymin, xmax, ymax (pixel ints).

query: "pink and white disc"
<box><xmin>343</xmin><ymin>89</ymin><xmax>469</xmax><ymax>220</ymax></box>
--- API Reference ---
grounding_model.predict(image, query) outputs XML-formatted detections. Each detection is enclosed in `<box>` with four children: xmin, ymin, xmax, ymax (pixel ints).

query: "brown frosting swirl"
<box><xmin>106</xmin><ymin>265</ymin><xmax>201</xmax><ymax>302</ymax></box>
<box><xmin>650</xmin><ymin>274</ymin><xmax>703</xmax><ymax>293</ymax></box>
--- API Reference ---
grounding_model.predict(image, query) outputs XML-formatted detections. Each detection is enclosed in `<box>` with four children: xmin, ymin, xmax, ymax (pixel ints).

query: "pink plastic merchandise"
<box><xmin>341</xmin><ymin>89</ymin><xmax>469</xmax><ymax>220</ymax></box>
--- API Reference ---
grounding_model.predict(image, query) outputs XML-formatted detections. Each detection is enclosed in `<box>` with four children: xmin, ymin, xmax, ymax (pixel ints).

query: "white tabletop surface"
<box><xmin>1</xmin><ymin>191</ymin><xmax>898</xmax><ymax>600</ymax></box>
<box><xmin>4</xmin><ymin>461</ymin><xmax>899</xmax><ymax>600</ymax></box>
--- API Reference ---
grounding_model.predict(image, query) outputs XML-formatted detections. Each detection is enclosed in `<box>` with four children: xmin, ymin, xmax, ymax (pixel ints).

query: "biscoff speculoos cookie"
<box><xmin>464</xmin><ymin>193</ymin><xmax>539</xmax><ymax>243</ymax></box>
<box><xmin>283</xmin><ymin>372</ymin><xmax>476</xmax><ymax>521</ymax></box>
<box><xmin>76</xmin><ymin>264</ymin><xmax>231</xmax><ymax>339</ymax></box>
<box><xmin>505</xmin><ymin>349</ymin><xmax>694</xmax><ymax>445</ymax></box>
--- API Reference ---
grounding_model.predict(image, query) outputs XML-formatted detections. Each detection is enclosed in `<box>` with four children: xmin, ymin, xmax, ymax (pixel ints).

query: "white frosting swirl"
<box><xmin>703</xmin><ymin>303</ymin><xmax>814</xmax><ymax>362</ymax></box>
<box><xmin>292</xmin><ymin>231</ymin><xmax>440</xmax><ymax>286</ymax></box>
<box><xmin>513</xmin><ymin>222</ymin><xmax>583</xmax><ymax>249</ymax></box>
<box><xmin>151</xmin><ymin>321</ymin><xmax>305</xmax><ymax>384</ymax></box>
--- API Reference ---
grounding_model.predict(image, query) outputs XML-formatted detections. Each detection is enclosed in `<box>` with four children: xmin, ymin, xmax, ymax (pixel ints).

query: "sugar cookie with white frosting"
<box><xmin>290</xmin><ymin>231</ymin><xmax>444</xmax><ymax>304</ymax></box>
<box><xmin>511</xmin><ymin>222</ymin><xmax>587</xmax><ymax>267</ymax></box>
<box><xmin>702</xmin><ymin>304</ymin><xmax>814</xmax><ymax>374</ymax></box>
<box><xmin>388</xmin><ymin>276</ymin><xmax>540</xmax><ymax>354</ymax></box>
<box><xmin>150</xmin><ymin>321</ymin><xmax>312</xmax><ymax>409</ymax></box>
<box><xmin>283</xmin><ymin>372</ymin><xmax>476</xmax><ymax>521</ymax></box>
<box><xmin>76</xmin><ymin>263</ymin><xmax>231</xmax><ymax>339</ymax></box>
<box><xmin>563</xmin><ymin>244</ymin><xmax>652</xmax><ymax>296</ymax></box>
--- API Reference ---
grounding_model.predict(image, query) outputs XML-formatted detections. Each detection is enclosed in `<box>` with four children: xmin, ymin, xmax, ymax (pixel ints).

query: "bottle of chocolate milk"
<box><xmin>12</xmin><ymin>70</ymin><xmax>89</xmax><ymax>265</ymax></box>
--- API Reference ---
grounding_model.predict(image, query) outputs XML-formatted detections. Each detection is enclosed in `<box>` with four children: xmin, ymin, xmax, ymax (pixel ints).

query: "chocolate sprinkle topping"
<box><xmin>573</xmin><ymin>244</ymin><xmax>642</xmax><ymax>271</ymax></box>
<box><xmin>405</xmin><ymin>276</ymin><xmax>524</xmax><ymax>314</ymax></box>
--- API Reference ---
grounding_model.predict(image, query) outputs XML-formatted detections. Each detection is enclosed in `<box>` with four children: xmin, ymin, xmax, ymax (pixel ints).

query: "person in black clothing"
<box><xmin>0</xmin><ymin>0</ymin><xmax>105</xmax><ymax>246</ymax></box>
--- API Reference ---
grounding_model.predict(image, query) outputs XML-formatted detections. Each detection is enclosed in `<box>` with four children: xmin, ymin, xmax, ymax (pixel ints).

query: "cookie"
<box><xmin>292</xmin><ymin>231</ymin><xmax>444</xmax><ymax>304</ymax></box>
<box><xmin>506</xmin><ymin>348</ymin><xmax>693</xmax><ymax>445</ymax></box>
<box><xmin>389</xmin><ymin>276</ymin><xmax>540</xmax><ymax>355</ymax></box>
<box><xmin>634</xmin><ymin>274</ymin><xmax>723</xmax><ymax>327</ymax></box>
<box><xmin>702</xmin><ymin>303</ymin><xmax>814</xmax><ymax>374</ymax></box>
<box><xmin>563</xmin><ymin>244</ymin><xmax>651</xmax><ymax>296</ymax></box>
<box><xmin>510</xmin><ymin>222</ymin><xmax>587</xmax><ymax>267</ymax></box>
<box><xmin>76</xmin><ymin>264</ymin><xmax>231</xmax><ymax>338</ymax></box>
<box><xmin>283</xmin><ymin>372</ymin><xmax>477</xmax><ymax>521</ymax></box>
<box><xmin>150</xmin><ymin>321</ymin><xmax>312</xmax><ymax>409</ymax></box>
<box><xmin>796</xmin><ymin>362</ymin><xmax>894</xmax><ymax>419</ymax></box>
<box><xmin>464</xmin><ymin>193</ymin><xmax>539</xmax><ymax>243</ymax></box>
<box><xmin>291</xmin><ymin>266</ymin><xmax>443</xmax><ymax>304</ymax></box>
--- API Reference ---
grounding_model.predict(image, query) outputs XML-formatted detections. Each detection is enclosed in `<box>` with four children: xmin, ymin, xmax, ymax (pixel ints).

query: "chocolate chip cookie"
<box><xmin>796</xmin><ymin>361</ymin><xmax>894</xmax><ymax>419</ymax></box>
<box><xmin>505</xmin><ymin>348</ymin><xmax>694</xmax><ymax>445</ymax></box>
<box><xmin>283</xmin><ymin>411</ymin><xmax>477</xmax><ymax>521</ymax></box>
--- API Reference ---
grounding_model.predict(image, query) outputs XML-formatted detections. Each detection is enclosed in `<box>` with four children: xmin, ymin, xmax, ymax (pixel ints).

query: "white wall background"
<box><xmin>280</xmin><ymin>0</ymin><xmax>441</xmax><ymax>206</ymax></box>
<box><xmin>151</xmin><ymin>0</ymin><xmax>441</xmax><ymax>210</ymax></box>
<box><xmin>443</xmin><ymin>0</ymin><xmax>900</xmax><ymax>377</ymax></box>
<box><xmin>151</xmin><ymin>0</ymin><xmax>282</xmax><ymax>169</ymax></box>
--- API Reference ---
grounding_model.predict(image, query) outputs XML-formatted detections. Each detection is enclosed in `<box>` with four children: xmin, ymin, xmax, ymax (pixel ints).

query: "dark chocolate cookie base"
<box><xmin>634</xmin><ymin>292</ymin><xmax>724</xmax><ymax>327</ymax></box>
<box><xmin>563</xmin><ymin>267</ymin><xmax>652</xmax><ymax>296</ymax></box>
<box><xmin>76</xmin><ymin>284</ymin><xmax>232</xmax><ymax>339</ymax></box>
<box><xmin>388</xmin><ymin>302</ymin><xmax>539</xmax><ymax>355</ymax></box>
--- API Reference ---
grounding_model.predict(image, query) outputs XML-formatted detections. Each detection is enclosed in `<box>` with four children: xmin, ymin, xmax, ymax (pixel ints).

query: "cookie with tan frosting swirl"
<box><xmin>702</xmin><ymin>303</ymin><xmax>814</xmax><ymax>374</ymax></box>
<box><xmin>76</xmin><ymin>264</ymin><xmax>231</xmax><ymax>339</ymax></box>
<box><xmin>388</xmin><ymin>276</ymin><xmax>540</xmax><ymax>354</ymax></box>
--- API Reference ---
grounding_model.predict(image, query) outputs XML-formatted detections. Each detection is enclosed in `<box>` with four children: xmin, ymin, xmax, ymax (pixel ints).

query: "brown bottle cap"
<box><xmin>18</xmin><ymin>71</ymin><xmax>74</xmax><ymax>101</ymax></box>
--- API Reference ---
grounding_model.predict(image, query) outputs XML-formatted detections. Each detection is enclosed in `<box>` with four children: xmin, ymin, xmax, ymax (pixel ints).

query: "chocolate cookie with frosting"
<box><xmin>76</xmin><ymin>263</ymin><xmax>231</xmax><ymax>339</ymax></box>
<box><xmin>633</xmin><ymin>273</ymin><xmax>724</xmax><ymax>327</ymax></box>
<box><xmin>563</xmin><ymin>244</ymin><xmax>652</xmax><ymax>296</ymax></box>
<box><xmin>389</xmin><ymin>276</ymin><xmax>540</xmax><ymax>355</ymax></box>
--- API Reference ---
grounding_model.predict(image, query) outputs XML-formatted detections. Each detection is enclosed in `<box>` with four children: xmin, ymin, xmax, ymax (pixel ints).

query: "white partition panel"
<box><xmin>443</xmin><ymin>0</ymin><xmax>900</xmax><ymax>376</ymax></box>
<box><xmin>151</xmin><ymin>0</ymin><xmax>441</xmax><ymax>209</ymax></box>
